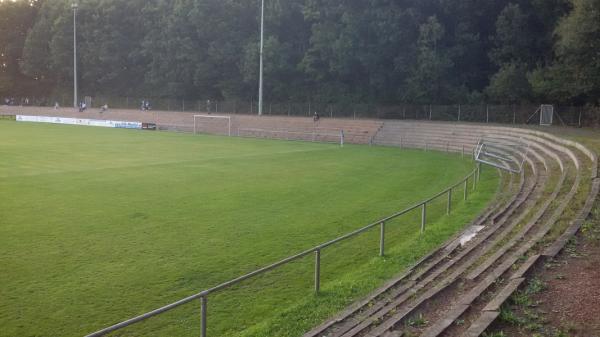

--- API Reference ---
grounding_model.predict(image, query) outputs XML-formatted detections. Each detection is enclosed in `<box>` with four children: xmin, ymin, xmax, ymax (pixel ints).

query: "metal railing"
<box><xmin>85</xmin><ymin>163</ymin><xmax>481</xmax><ymax>337</ymax></box>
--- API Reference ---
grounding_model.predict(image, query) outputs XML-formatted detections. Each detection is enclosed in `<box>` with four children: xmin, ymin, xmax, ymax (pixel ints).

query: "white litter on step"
<box><xmin>459</xmin><ymin>225</ymin><xmax>485</xmax><ymax>246</ymax></box>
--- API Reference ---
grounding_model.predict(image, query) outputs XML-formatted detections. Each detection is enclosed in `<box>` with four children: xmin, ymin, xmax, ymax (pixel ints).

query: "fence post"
<box><xmin>379</xmin><ymin>222</ymin><xmax>385</xmax><ymax>257</ymax></box>
<box><xmin>314</xmin><ymin>249</ymin><xmax>321</xmax><ymax>294</ymax></box>
<box><xmin>458</xmin><ymin>104</ymin><xmax>461</xmax><ymax>121</ymax></box>
<box><xmin>200</xmin><ymin>296</ymin><xmax>207</xmax><ymax>337</ymax></box>
<box><xmin>512</xmin><ymin>105</ymin><xmax>516</xmax><ymax>124</ymax></box>
<box><xmin>486</xmin><ymin>105</ymin><xmax>489</xmax><ymax>123</ymax></box>
<box><xmin>472</xmin><ymin>172</ymin><xmax>477</xmax><ymax>191</ymax></box>
<box><xmin>429</xmin><ymin>105</ymin><xmax>432</xmax><ymax>120</ymax></box>
<box><xmin>464</xmin><ymin>178</ymin><xmax>468</xmax><ymax>200</ymax></box>
<box><xmin>447</xmin><ymin>189</ymin><xmax>452</xmax><ymax>214</ymax></box>
<box><xmin>462</xmin><ymin>145</ymin><xmax>465</xmax><ymax>158</ymax></box>
<box><xmin>421</xmin><ymin>203</ymin><xmax>426</xmax><ymax>234</ymax></box>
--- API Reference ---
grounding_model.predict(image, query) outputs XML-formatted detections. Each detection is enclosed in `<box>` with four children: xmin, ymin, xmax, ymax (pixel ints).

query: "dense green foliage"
<box><xmin>0</xmin><ymin>121</ymin><xmax>498</xmax><ymax>337</ymax></box>
<box><xmin>1</xmin><ymin>0</ymin><xmax>599</xmax><ymax>104</ymax></box>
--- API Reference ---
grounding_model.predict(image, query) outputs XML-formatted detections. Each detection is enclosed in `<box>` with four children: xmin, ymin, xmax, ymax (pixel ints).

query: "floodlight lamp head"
<box><xmin>72</xmin><ymin>2</ymin><xmax>79</xmax><ymax>10</ymax></box>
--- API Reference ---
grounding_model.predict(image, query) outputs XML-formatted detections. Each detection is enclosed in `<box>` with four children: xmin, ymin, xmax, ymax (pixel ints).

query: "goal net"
<box><xmin>193</xmin><ymin>115</ymin><xmax>231</xmax><ymax>136</ymax></box>
<box><xmin>237</xmin><ymin>127</ymin><xmax>344</xmax><ymax>146</ymax></box>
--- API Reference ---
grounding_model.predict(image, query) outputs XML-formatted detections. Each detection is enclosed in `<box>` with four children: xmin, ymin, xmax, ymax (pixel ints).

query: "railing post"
<box><xmin>464</xmin><ymin>178</ymin><xmax>468</xmax><ymax>200</ymax></box>
<box><xmin>200</xmin><ymin>296</ymin><xmax>207</xmax><ymax>337</ymax></box>
<box><xmin>314</xmin><ymin>249</ymin><xmax>321</xmax><ymax>294</ymax></box>
<box><xmin>421</xmin><ymin>203</ymin><xmax>426</xmax><ymax>234</ymax></box>
<box><xmin>447</xmin><ymin>189</ymin><xmax>452</xmax><ymax>214</ymax></box>
<box><xmin>477</xmin><ymin>163</ymin><xmax>481</xmax><ymax>183</ymax></box>
<box><xmin>473</xmin><ymin>172</ymin><xmax>477</xmax><ymax>191</ymax></box>
<box><xmin>379</xmin><ymin>222</ymin><xmax>385</xmax><ymax>257</ymax></box>
<box><xmin>462</xmin><ymin>145</ymin><xmax>465</xmax><ymax>158</ymax></box>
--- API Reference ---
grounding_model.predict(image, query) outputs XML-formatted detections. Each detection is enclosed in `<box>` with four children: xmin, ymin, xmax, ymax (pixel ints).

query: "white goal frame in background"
<box><xmin>193</xmin><ymin>115</ymin><xmax>231</xmax><ymax>136</ymax></box>
<box><xmin>540</xmin><ymin>104</ymin><xmax>554</xmax><ymax>126</ymax></box>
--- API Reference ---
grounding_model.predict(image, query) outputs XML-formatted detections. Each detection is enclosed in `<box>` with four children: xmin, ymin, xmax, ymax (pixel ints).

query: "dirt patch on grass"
<box><xmin>538</xmin><ymin>237</ymin><xmax>600</xmax><ymax>336</ymax></box>
<box><xmin>489</xmin><ymin>206</ymin><xmax>600</xmax><ymax>337</ymax></box>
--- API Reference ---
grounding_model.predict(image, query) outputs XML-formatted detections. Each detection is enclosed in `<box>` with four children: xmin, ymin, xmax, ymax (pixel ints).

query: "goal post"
<box><xmin>539</xmin><ymin>104</ymin><xmax>554</xmax><ymax>126</ymax></box>
<box><xmin>193</xmin><ymin>115</ymin><xmax>231</xmax><ymax>136</ymax></box>
<box><xmin>526</xmin><ymin>104</ymin><xmax>554</xmax><ymax>126</ymax></box>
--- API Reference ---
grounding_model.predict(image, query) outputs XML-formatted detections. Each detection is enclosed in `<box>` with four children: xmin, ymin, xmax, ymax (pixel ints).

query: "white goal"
<box><xmin>193</xmin><ymin>115</ymin><xmax>231</xmax><ymax>136</ymax></box>
<box><xmin>539</xmin><ymin>104</ymin><xmax>554</xmax><ymax>126</ymax></box>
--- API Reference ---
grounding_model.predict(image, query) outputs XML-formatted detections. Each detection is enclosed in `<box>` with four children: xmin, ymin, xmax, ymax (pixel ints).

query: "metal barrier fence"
<box><xmin>4</xmin><ymin>96</ymin><xmax>599</xmax><ymax>127</ymax></box>
<box><xmin>85</xmin><ymin>164</ymin><xmax>481</xmax><ymax>337</ymax></box>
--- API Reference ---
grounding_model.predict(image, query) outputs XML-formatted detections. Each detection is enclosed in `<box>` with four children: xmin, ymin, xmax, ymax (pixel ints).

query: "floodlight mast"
<box><xmin>258</xmin><ymin>0</ymin><xmax>264</xmax><ymax>116</ymax></box>
<box><xmin>72</xmin><ymin>2</ymin><xmax>78</xmax><ymax>108</ymax></box>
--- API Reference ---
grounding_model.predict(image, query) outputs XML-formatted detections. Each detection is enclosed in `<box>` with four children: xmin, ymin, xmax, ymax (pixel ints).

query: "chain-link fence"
<box><xmin>3</xmin><ymin>94</ymin><xmax>599</xmax><ymax>127</ymax></box>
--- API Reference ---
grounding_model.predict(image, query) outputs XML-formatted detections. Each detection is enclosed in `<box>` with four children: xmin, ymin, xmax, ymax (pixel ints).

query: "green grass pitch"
<box><xmin>0</xmin><ymin>121</ymin><xmax>498</xmax><ymax>337</ymax></box>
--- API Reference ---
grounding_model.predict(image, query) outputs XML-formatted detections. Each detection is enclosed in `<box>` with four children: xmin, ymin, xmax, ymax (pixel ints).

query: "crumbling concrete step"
<box><xmin>382</xmin><ymin>330</ymin><xmax>403</xmax><ymax>337</ymax></box>
<box><xmin>458</xmin><ymin>275</ymin><xmax>495</xmax><ymax>306</ymax></box>
<box><xmin>466</xmin><ymin>170</ymin><xmax>564</xmax><ymax>281</ymax></box>
<box><xmin>327</xmin><ymin>281</ymin><xmax>416</xmax><ymax>337</ymax></box>
<box><xmin>482</xmin><ymin>277</ymin><xmax>525</xmax><ymax>312</ymax></box>
<box><xmin>543</xmin><ymin>178</ymin><xmax>600</xmax><ymax>257</ymax></box>
<box><xmin>461</xmin><ymin>311</ymin><xmax>499</xmax><ymax>337</ymax></box>
<box><xmin>420</xmin><ymin>304</ymin><xmax>469</xmax><ymax>337</ymax></box>
<box><xmin>510</xmin><ymin>254</ymin><xmax>541</xmax><ymax>280</ymax></box>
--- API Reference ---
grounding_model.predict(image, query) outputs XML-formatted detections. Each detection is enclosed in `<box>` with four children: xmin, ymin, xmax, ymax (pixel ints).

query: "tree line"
<box><xmin>1</xmin><ymin>0</ymin><xmax>599</xmax><ymax>105</ymax></box>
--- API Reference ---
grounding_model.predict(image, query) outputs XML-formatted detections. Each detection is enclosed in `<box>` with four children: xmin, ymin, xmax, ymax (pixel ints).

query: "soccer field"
<box><xmin>0</xmin><ymin>121</ymin><xmax>498</xmax><ymax>337</ymax></box>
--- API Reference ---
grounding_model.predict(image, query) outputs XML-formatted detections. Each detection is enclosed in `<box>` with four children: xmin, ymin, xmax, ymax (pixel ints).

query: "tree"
<box><xmin>486</xmin><ymin>62</ymin><xmax>532</xmax><ymax>103</ymax></box>
<box><xmin>0</xmin><ymin>0</ymin><xmax>43</xmax><ymax>96</ymax></box>
<box><xmin>551</xmin><ymin>0</ymin><xmax>600</xmax><ymax>103</ymax></box>
<box><xmin>489</xmin><ymin>4</ymin><xmax>532</xmax><ymax>66</ymax></box>
<box><xmin>404</xmin><ymin>16</ymin><xmax>454</xmax><ymax>103</ymax></box>
<box><xmin>8</xmin><ymin>0</ymin><xmax>597</xmax><ymax>106</ymax></box>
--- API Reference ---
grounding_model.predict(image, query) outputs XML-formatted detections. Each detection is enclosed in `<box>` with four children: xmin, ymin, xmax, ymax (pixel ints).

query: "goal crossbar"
<box><xmin>193</xmin><ymin>115</ymin><xmax>231</xmax><ymax>136</ymax></box>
